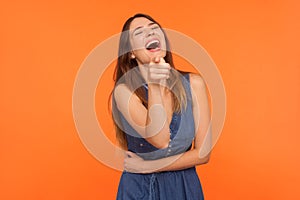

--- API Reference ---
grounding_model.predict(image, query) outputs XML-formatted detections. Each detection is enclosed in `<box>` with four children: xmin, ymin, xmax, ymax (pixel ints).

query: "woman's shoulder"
<box><xmin>113</xmin><ymin>84</ymin><xmax>142</xmax><ymax>105</ymax></box>
<box><xmin>177</xmin><ymin>70</ymin><xmax>205</xmax><ymax>88</ymax></box>
<box><xmin>189</xmin><ymin>73</ymin><xmax>205</xmax><ymax>87</ymax></box>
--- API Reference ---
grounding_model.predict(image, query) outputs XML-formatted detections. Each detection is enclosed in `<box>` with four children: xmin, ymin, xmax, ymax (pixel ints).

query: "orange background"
<box><xmin>1</xmin><ymin>0</ymin><xmax>300</xmax><ymax>199</ymax></box>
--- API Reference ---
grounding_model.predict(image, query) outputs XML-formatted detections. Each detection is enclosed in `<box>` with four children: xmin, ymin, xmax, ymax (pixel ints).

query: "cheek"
<box><xmin>131</xmin><ymin>38</ymin><xmax>145</xmax><ymax>50</ymax></box>
<box><xmin>158</xmin><ymin>33</ymin><xmax>167</xmax><ymax>50</ymax></box>
<box><xmin>161</xmin><ymin>40</ymin><xmax>167</xmax><ymax>51</ymax></box>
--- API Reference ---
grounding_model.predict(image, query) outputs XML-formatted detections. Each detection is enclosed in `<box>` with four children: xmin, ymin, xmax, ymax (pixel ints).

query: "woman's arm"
<box><xmin>124</xmin><ymin>73</ymin><xmax>212</xmax><ymax>173</ymax></box>
<box><xmin>114</xmin><ymin>57</ymin><xmax>171</xmax><ymax>149</ymax></box>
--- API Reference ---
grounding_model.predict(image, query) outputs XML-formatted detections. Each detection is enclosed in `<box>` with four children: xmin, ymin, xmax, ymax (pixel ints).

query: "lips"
<box><xmin>145</xmin><ymin>38</ymin><xmax>161</xmax><ymax>52</ymax></box>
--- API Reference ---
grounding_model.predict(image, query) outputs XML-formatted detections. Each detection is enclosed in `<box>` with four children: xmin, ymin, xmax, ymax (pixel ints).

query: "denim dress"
<box><xmin>116</xmin><ymin>73</ymin><xmax>204</xmax><ymax>200</ymax></box>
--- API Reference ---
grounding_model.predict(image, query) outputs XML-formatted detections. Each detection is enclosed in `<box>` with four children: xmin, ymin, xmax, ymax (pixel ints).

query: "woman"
<box><xmin>112</xmin><ymin>13</ymin><xmax>212</xmax><ymax>200</ymax></box>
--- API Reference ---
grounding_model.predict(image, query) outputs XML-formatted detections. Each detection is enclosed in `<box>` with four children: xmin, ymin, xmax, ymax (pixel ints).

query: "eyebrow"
<box><xmin>133</xmin><ymin>22</ymin><xmax>157</xmax><ymax>33</ymax></box>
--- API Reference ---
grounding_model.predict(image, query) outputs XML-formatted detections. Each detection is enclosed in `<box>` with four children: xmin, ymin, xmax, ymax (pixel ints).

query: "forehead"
<box><xmin>129</xmin><ymin>17</ymin><xmax>155</xmax><ymax>30</ymax></box>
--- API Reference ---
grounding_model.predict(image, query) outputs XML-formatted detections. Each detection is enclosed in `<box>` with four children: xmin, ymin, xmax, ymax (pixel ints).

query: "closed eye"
<box><xmin>134</xmin><ymin>31</ymin><xmax>143</xmax><ymax>36</ymax></box>
<box><xmin>152</xmin><ymin>26</ymin><xmax>160</xmax><ymax>30</ymax></box>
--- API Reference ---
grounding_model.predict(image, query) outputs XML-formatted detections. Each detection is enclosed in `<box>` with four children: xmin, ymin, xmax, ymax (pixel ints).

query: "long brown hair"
<box><xmin>112</xmin><ymin>13</ymin><xmax>187</xmax><ymax>149</ymax></box>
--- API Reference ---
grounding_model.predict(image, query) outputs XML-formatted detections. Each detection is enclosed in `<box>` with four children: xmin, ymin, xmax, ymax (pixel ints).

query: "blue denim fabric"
<box><xmin>116</xmin><ymin>73</ymin><xmax>204</xmax><ymax>200</ymax></box>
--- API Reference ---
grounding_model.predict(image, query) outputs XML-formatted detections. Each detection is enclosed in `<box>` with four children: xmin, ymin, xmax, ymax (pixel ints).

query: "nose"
<box><xmin>145</xmin><ymin>28</ymin><xmax>155</xmax><ymax>37</ymax></box>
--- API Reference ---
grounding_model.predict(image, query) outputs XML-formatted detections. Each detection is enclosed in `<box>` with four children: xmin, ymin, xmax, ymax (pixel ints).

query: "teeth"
<box><xmin>146</xmin><ymin>39</ymin><xmax>160</xmax><ymax>49</ymax></box>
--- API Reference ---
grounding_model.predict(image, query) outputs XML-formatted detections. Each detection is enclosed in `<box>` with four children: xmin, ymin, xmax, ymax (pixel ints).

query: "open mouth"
<box><xmin>145</xmin><ymin>39</ymin><xmax>161</xmax><ymax>52</ymax></box>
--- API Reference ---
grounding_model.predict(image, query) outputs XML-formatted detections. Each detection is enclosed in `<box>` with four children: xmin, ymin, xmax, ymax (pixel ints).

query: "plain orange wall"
<box><xmin>1</xmin><ymin>0</ymin><xmax>300</xmax><ymax>199</ymax></box>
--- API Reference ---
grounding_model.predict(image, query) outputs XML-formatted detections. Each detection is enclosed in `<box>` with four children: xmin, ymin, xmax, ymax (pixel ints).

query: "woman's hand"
<box><xmin>139</xmin><ymin>56</ymin><xmax>170</xmax><ymax>87</ymax></box>
<box><xmin>124</xmin><ymin>151</ymin><xmax>152</xmax><ymax>174</ymax></box>
<box><xmin>147</xmin><ymin>57</ymin><xmax>170</xmax><ymax>84</ymax></box>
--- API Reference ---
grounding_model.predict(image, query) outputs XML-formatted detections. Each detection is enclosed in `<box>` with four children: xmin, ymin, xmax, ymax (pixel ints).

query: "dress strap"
<box><xmin>181</xmin><ymin>72</ymin><xmax>193</xmax><ymax>100</ymax></box>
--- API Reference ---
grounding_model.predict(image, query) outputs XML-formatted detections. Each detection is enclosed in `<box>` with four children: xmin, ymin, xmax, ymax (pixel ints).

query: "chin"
<box><xmin>147</xmin><ymin>50</ymin><xmax>166</xmax><ymax>59</ymax></box>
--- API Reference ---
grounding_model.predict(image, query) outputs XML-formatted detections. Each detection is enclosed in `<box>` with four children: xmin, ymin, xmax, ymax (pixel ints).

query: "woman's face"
<box><xmin>129</xmin><ymin>17</ymin><xmax>166</xmax><ymax>65</ymax></box>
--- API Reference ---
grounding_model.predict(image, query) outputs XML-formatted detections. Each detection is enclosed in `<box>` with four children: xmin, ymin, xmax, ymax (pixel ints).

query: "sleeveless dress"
<box><xmin>116</xmin><ymin>73</ymin><xmax>204</xmax><ymax>200</ymax></box>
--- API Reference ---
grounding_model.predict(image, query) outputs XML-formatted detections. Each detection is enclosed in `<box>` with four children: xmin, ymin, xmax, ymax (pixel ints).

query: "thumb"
<box><xmin>159</xmin><ymin>57</ymin><xmax>166</xmax><ymax>64</ymax></box>
<box><xmin>152</xmin><ymin>56</ymin><xmax>161</xmax><ymax>64</ymax></box>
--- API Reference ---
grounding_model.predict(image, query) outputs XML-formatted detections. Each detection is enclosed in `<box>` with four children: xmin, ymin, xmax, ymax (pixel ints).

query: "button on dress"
<box><xmin>116</xmin><ymin>73</ymin><xmax>204</xmax><ymax>200</ymax></box>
